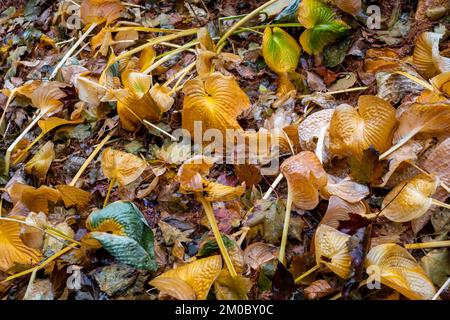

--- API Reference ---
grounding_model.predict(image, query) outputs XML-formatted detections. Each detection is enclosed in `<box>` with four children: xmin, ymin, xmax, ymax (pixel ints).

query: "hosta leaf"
<box><xmin>430</xmin><ymin>71</ymin><xmax>450</xmax><ymax>96</ymax></box>
<box><xmin>262</xmin><ymin>27</ymin><xmax>301</xmax><ymax>74</ymax></box>
<box><xmin>297</xmin><ymin>0</ymin><xmax>350</xmax><ymax>55</ymax></box>
<box><xmin>214</xmin><ymin>270</ymin><xmax>253</xmax><ymax>300</ymax></box>
<box><xmin>0</xmin><ymin>219</ymin><xmax>41</xmax><ymax>272</ymax></box>
<box><xmin>86</xmin><ymin>201</ymin><xmax>148</xmax><ymax>242</ymax></box>
<box><xmin>56</xmin><ymin>185</ymin><xmax>92</xmax><ymax>208</ymax></box>
<box><xmin>88</xmin><ymin>232</ymin><xmax>156</xmax><ymax>270</ymax></box>
<box><xmin>177</xmin><ymin>155</ymin><xmax>216</xmax><ymax>193</ymax></box>
<box><xmin>181</xmin><ymin>73</ymin><xmax>250</xmax><ymax>136</ymax></box>
<box><xmin>126</xmin><ymin>72</ymin><xmax>151</xmax><ymax>99</ymax></box>
<box><xmin>393</xmin><ymin>102</ymin><xmax>450</xmax><ymax>145</ymax></box>
<box><xmin>203</xmin><ymin>181</ymin><xmax>245</xmax><ymax>202</ymax></box>
<box><xmin>365</xmin><ymin>243</ymin><xmax>436</xmax><ymax>300</ymax></box>
<box><xmin>25</xmin><ymin>141</ymin><xmax>55</xmax><ymax>181</ymax></box>
<box><xmin>80</xmin><ymin>0</ymin><xmax>125</xmax><ymax>25</ymax></box>
<box><xmin>150</xmin><ymin>255</ymin><xmax>222</xmax><ymax>300</ymax></box>
<box><xmin>413</xmin><ymin>32</ymin><xmax>450</xmax><ymax>79</ymax></box>
<box><xmin>329</xmin><ymin>96</ymin><xmax>397</xmax><ymax>158</ymax></box>
<box><xmin>315</xmin><ymin>224</ymin><xmax>352</xmax><ymax>279</ymax></box>
<box><xmin>101</xmin><ymin>148</ymin><xmax>147</xmax><ymax>186</ymax></box>
<box><xmin>317</xmin><ymin>237</ymin><xmax>355</xmax><ymax>280</ymax></box>
<box><xmin>137</xmin><ymin>46</ymin><xmax>156</xmax><ymax>73</ymax></box>
<box><xmin>331</xmin><ymin>0</ymin><xmax>362</xmax><ymax>15</ymax></box>
<box><xmin>7</xmin><ymin>183</ymin><xmax>61</xmax><ymax>214</ymax></box>
<box><xmin>382</xmin><ymin>174</ymin><xmax>438</xmax><ymax>222</ymax></box>
<box><xmin>149</xmin><ymin>277</ymin><xmax>196</xmax><ymax>300</ymax></box>
<box><xmin>38</xmin><ymin>117</ymin><xmax>84</xmax><ymax>134</ymax></box>
<box><xmin>280</xmin><ymin>151</ymin><xmax>328</xmax><ymax>210</ymax></box>
<box><xmin>149</xmin><ymin>83</ymin><xmax>174</xmax><ymax>112</ymax></box>
<box><xmin>321</xmin><ymin>175</ymin><xmax>369</xmax><ymax>203</ymax></box>
<box><xmin>320</xmin><ymin>196</ymin><xmax>368</xmax><ymax>229</ymax></box>
<box><xmin>31</xmin><ymin>82</ymin><xmax>67</xmax><ymax>115</ymax></box>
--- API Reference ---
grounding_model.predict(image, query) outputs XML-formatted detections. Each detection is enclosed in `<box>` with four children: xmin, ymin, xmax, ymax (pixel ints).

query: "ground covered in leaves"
<box><xmin>0</xmin><ymin>0</ymin><xmax>449</xmax><ymax>300</ymax></box>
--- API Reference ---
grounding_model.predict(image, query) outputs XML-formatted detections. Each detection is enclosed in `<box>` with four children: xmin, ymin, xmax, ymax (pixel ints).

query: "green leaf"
<box><xmin>262</xmin><ymin>27</ymin><xmax>301</xmax><ymax>74</ymax></box>
<box><xmin>198</xmin><ymin>235</ymin><xmax>234</xmax><ymax>257</ymax></box>
<box><xmin>297</xmin><ymin>0</ymin><xmax>350</xmax><ymax>55</ymax></box>
<box><xmin>87</xmin><ymin>201</ymin><xmax>157</xmax><ymax>271</ymax></box>
<box><xmin>89</xmin><ymin>232</ymin><xmax>157</xmax><ymax>271</ymax></box>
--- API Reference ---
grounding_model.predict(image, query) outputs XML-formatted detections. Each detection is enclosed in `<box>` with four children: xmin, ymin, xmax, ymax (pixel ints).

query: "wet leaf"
<box><xmin>315</xmin><ymin>224</ymin><xmax>352</xmax><ymax>279</ymax></box>
<box><xmin>297</xmin><ymin>0</ymin><xmax>350</xmax><ymax>55</ymax></box>
<box><xmin>0</xmin><ymin>218</ymin><xmax>41</xmax><ymax>272</ymax></box>
<box><xmin>150</xmin><ymin>255</ymin><xmax>222</xmax><ymax>300</ymax></box>
<box><xmin>101</xmin><ymin>148</ymin><xmax>147</xmax><ymax>186</ymax></box>
<box><xmin>365</xmin><ymin>243</ymin><xmax>436</xmax><ymax>300</ymax></box>
<box><xmin>25</xmin><ymin>141</ymin><xmax>55</xmax><ymax>182</ymax></box>
<box><xmin>329</xmin><ymin>96</ymin><xmax>397</xmax><ymax>158</ymax></box>
<box><xmin>262</xmin><ymin>27</ymin><xmax>300</xmax><ymax>74</ymax></box>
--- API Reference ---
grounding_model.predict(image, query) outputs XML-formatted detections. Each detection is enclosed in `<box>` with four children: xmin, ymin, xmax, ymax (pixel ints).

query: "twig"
<box><xmin>433</xmin><ymin>277</ymin><xmax>450</xmax><ymax>300</ymax></box>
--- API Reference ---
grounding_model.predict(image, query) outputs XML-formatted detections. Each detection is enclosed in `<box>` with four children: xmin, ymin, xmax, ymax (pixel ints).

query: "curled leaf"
<box><xmin>393</xmin><ymin>102</ymin><xmax>450</xmax><ymax>145</ymax></box>
<box><xmin>80</xmin><ymin>0</ymin><xmax>125</xmax><ymax>25</ymax></box>
<box><xmin>31</xmin><ymin>82</ymin><xmax>67</xmax><ymax>115</ymax></box>
<box><xmin>320</xmin><ymin>196</ymin><xmax>368</xmax><ymax>229</ymax></box>
<box><xmin>0</xmin><ymin>219</ymin><xmax>41</xmax><ymax>272</ymax></box>
<box><xmin>382</xmin><ymin>174</ymin><xmax>438</xmax><ymax>222</ymax></box>
<box><xmin>203</xmin><ymin>181</ymin><xmax>245</xmax><ymax>202</ymax></box>
<box><xmin>280</xmin><ymin>151</ymin><xmax>328</xmax><ymax>210</ymax></box>
<box><xmin>365</xmin><ymin>243</ymin><xmax>436</xmax><ymax>300</ymax></box>
<box><xmin>413</xmin><ymin>32</ymin><xmax>450</xmax><ymax>79</ymax></box>
<box><xmin>315</xmin><ymin>224</ymin><xmax>352</xmax><ymax>279</ymax></box>
<box><xmin>430</xmin><ymin>71</ymin><xmax>450</xmax><ymax>96</ymax></box>
<box><xmin>25</xmin><ymin>141</ymin><xmax>55</xmax><ymax>181</ymax></box>
<box><xmin>177</xmin><ymin>155</ymin><xmax>216</xmax><ymax>193</ymax></box>
<box><xmin>150</xmin><ymin>255</ymin><xmax>222</xmax><ymax>300</ymax></box>
<box><xmin>262</xmin><ymin>27</ymin><xmax>300</xmax><ymax>74</ymax></box>
<box><xmin>244</xmin><ymin>242</ymin><xmax>278</xmax><ymax>270</ymax></box>
<box><xmin>182</xmin><ymin>73</ymin><xmax>251</xmax><ymax>136</ymax></box>
<box><xmin>56</xmin><ymin>185</ymin><xmax>92</xmax><ymax>208</ymax></box>
<box><xmin>297</xmin><ymin>0</ymin><xmax>350</xmax><ymax>55</ymax></box>
<box><xmin>7</xmin><ymin>183</ymin><xmax>61</xmax><ymax>214</ymax></box>
<box><xmin>101</xmin><ymin>148</ymin><xmax>147</xmax><ymax>186</ymax></box>
<box><xmin>329</xmin><ymin>96</ymin><xmax>397</xmax><ymax>158</ymax></box>
<box><xmin>149</xmin><ymin>277</ymin><xmax>196</xmax><ymax>300</ymax></box>
<box><xmin>321</xmin><ymin>175</ymin><xmax>369</xmax><ymax>203</ymax></box>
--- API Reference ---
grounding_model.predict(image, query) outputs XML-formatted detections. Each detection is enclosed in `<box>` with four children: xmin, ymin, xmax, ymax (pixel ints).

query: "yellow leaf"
<box><xmin>430</xmin><ymin>71</ymin><xmax>450</xmax><ymax>96</ymax></box>
<box><xmin>320</xmin><ymin>196</ymin><xmax>368</xmax><ymax>229</ymax></box>
<box><xmin>382</xmin><ymin>174</ymin><xmax>438</xmax><ymax>222</ymax></box>
<box><xmin>80</xmin><ymin>0</ymin><xmax>125</xmax><ymax>25</ymax></box>
<box><xmin>280</xmin><ymin>151</ymin><xmax>328</xmax><ymax>210</ymax></box>
<box><xmin>149</xmin><ymin>277</ymin><xmax>196</xmax><ymax>300</ymax></box>
<box><xmin>214</xmin><ymin>270</ymin><xmax>253</xmax><ymax>300</ymax></box>
<box><xmin>56</xmin><ymin>185</ymin><xmax>92</xmax><ymax>208</ymax></box>
<box><xmin>37</xmin><ymin>117</ymin><xmax>84</xmax><ymax>134</ymax></box>
<box><xmin>413</xmin><ymin>32</ymin><xmax>450</xmax><ymax>79</ymax></box>
<box><xmin>262</xmin><ymin>27</ymin><xmax>301</xmax><ymax>74</ymax></box>
<box><xmin>181</xmin><ymin>73</ymin><xmax>251</xmax><ymax>137</ymax></box>
<box><xmin>150</xmin><ymin>255</ymin><xmax>222</xmax><ymax>300</ymax></box>
<box><xmin>203</xmin><ymin>181</ymin><xmax>245</xmax><ymax>202</ymax></box>
<box><xmin>90</xmin><ymin>27</ymin><xmax>113</xmax><ymax>56</ymax></box>
<box><xmin>329</xmin><ymin>95</ymin><xmax>397</xmax><ymax>158</ymax></box>
<box><xmin>315</xmin><ymin>224</ymin><xmax>351</xmax><ymax>279</ymax></box>
<box><xmin>137</xmin><ymin>46</ymin><xmax>156</xmax><ymax>73</ymax></box>
<box><xmin>25</xmin><ymin>141</ymin><xmax>55</xmax><ymax>181</ymax></box>
<box><xmin>0</xmin><ymin>219</ymin><xmax>41</xmax><ymax>272</ymax></box>
<box><xmin>149</xmin><ymin>83</ymin><xmax>174</xmax><ymax>112</ymax></box>
<box><xmin>365</xmin><ymin>243</ymin><xmax>436</xmax><ymax>300</ymax></box>
<box><xmin>101</xmin><ymin>148</ymin><xmax>147</xmax><ymax>186</ymax></box>
<box><xmin>177</xmin><ymin>155</ymin><xmax>216</xmax><ymax>193</ymax></box>
<box><xmin>321</xmin><ymin>176</ymin><xmax>369</xmax><ymax>203</ymax></box>
<box><xmin>31</xmin><ymin>82</ymin><xmax>67</xmax><ymax>115</ymax></box>
<box><xmin>7</xmin><ymin>183</ymin><xmax>61</xmax><ymax>214</ymax></box>
<box><xmin>393</xmin><ymin>102</ymin><xmax>450</xmax><ymax>144</ymax></box>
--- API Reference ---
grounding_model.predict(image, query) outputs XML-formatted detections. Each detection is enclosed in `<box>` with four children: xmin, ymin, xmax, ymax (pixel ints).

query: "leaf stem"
<box><xmin>263</xmin><ymin>173</ymin><xmax>284</xmax><ymax>200</ymax></box>
<box><xmin>404</xmin><ymin>240</ymin><xmax>450</xmax><ymax>250</ymax></box>
<box><xmin>433</xmin><ymin>276</ymin><xmax>450</xmax><ymax>300</ymax></box>
<box><xmin>103</xmin><ymin>177</ymin><xmax>116</xmax><ymax>207</ymax></box>
<box><xmin>199</xmin><ymin>197</ymin><xmax>237</xmax><ymax>278</ymax></box>
<box><xmin>278</xmin><ymin>187</ymin><xmax>293</xmax><ymax>265</ymax></box>
<box><xmin>379</xmin><ymin>126</ymin><xmax>422</xmax><ymax>160</ymax></box>
<box><xmin>294</xmin><ymin>263</ymin><xmax>321</xmax><ymax>283</ymax></box>
<box><xmin>5</xmin><ymin>111</ymin><xmax>45</xmax><ymax>175</ymax></box>
<box><xmin>50</xmin><ymin>22</ymin><xmax>98</xmax><ymax>79</ymax></box>
<box><xmin>69</xmin><ymin>130</ymin><xmax>115</xmax><ymax>186</ymax></box>
<box><xmin>431</xmin><ymin>198</ymin><xmax>450</xmax><ymax>210</ymax></box>
<box><xmin>216</xmin><ymin>0</ymin><xmax>280</xmax><ymax>53</ymax></box>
